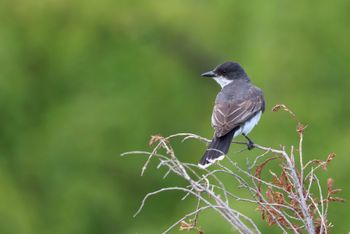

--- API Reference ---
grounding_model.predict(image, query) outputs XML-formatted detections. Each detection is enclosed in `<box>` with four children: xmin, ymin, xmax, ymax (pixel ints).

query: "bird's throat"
<box><xmin>213</xmin><ymin>76</ymin><xmax>233</xmax><ymax>88</ymax></box>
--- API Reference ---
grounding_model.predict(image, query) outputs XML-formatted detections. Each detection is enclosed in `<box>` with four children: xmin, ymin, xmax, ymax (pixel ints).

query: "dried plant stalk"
<box><xmin>122</xmin><ymin>104</ymin><xmax>343</xmax><ymax>234</ymax></box>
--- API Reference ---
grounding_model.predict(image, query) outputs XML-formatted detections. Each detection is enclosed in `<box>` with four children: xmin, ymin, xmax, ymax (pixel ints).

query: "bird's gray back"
<box><xmin>216</xmin><ymin>80</ymin><xmax>263</xmax><ymax>103</ymax></box>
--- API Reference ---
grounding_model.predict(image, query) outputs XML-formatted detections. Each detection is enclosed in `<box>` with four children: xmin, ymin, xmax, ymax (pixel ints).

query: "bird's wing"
<box><xmin>211</xmin><ymin>91</ymin><xmax>264</xmax><ymax>137</ymax></box>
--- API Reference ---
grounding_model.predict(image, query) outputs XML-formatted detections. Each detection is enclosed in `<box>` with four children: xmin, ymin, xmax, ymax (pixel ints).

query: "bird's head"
<box><xmin>201</xmin><ymin>61</ymin><xmax>249</xmax><ymax>88</ymax></box>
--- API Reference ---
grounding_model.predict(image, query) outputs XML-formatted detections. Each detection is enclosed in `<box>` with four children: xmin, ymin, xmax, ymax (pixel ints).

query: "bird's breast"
<box><xmin>233</xmin><ymin>111</ymin><xmax>262</xmax><ymax>138</ymax></box>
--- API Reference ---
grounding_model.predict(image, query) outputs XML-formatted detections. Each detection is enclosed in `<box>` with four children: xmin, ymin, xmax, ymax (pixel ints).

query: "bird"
<box><xmin>198</xmin><ymin>61</ymin><xmax>265</xmax><ymax>169</ymax></box>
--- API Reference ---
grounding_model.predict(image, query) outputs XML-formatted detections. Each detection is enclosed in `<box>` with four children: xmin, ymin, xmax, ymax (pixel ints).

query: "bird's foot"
<box><xmin>242</xmin><ymin>133</ymin><xmax>255</xmax><ymax>150</ymax></box>
<box><xmin>247</xmin><ymin>141</ymin><xmax>255</xmax><ymax>150</ymax></box>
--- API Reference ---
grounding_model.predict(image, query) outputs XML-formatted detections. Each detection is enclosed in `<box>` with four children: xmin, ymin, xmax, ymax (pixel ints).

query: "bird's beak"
<box><xmin>201</xmin><ymin>70</ymin><xmax>216</xmax><ymax>78</ymax></box>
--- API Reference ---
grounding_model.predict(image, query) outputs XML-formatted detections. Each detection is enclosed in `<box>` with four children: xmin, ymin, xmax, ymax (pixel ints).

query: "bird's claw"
<box><xmin>247</xmin><ymin>141</ymin><xmax>254</xmax><ymax>150</ymax></box>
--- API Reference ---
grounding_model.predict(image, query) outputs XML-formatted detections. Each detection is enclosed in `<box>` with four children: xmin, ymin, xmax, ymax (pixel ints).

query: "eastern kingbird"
<box><xmin>199</xmin><ymin>61</ymin><xmax>265</xmax><ymax>168</ymax></box>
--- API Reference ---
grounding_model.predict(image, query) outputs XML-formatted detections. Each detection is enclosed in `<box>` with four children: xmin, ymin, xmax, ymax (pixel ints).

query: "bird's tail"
<box><xmin>198</xmin><ymin>128</ymin><xmax>237</xmax><ymax>169</ymax></box>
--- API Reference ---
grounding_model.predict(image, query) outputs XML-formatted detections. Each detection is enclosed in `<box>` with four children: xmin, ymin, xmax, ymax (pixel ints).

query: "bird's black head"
<box><xmin>201</xmin><ymin>61</ymin><xmax>247</xmax><ymax>80</ymax></box>
<box><xmin>201</xmin><ymin>61</ymin><xmax>249</xmax><ymax>88</ymax></box>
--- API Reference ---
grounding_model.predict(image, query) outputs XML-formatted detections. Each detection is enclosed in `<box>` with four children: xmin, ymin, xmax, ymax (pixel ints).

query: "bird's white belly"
<box><xmin>234</xmin><ymin>111</ymin><xmax>262</xmax><ymax>138</ymax></box>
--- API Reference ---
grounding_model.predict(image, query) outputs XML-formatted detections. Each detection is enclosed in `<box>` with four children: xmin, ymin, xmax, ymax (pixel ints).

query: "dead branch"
<box><xmin>122</xmin><ymin>104</ymin><xmax>343</xmax><ymax>234</ymax></box>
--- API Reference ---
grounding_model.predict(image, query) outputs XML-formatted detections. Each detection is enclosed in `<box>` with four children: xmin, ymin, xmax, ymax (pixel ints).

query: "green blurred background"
<box><xmin>0</xmin><ymin>0</ymin><xmax>349</xmax><ymax>233</ymax></box>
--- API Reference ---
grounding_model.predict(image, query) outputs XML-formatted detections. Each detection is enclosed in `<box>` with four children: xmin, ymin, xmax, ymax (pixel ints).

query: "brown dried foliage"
<box><xmin>179</xmin><ymin>220</ymin><xmax>203</xmax><ymax>234</ymax></box>
<box><xmin>254</xmin><ymin>106</ymin><xmax>344</xmax><ymax>233</ymax></box>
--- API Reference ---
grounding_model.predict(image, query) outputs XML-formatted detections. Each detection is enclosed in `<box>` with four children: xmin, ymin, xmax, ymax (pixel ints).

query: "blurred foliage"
<box><xmin>0</xmin><ymin>0</ymin><xmax>349</xmax><ymax>233</ymax></box>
